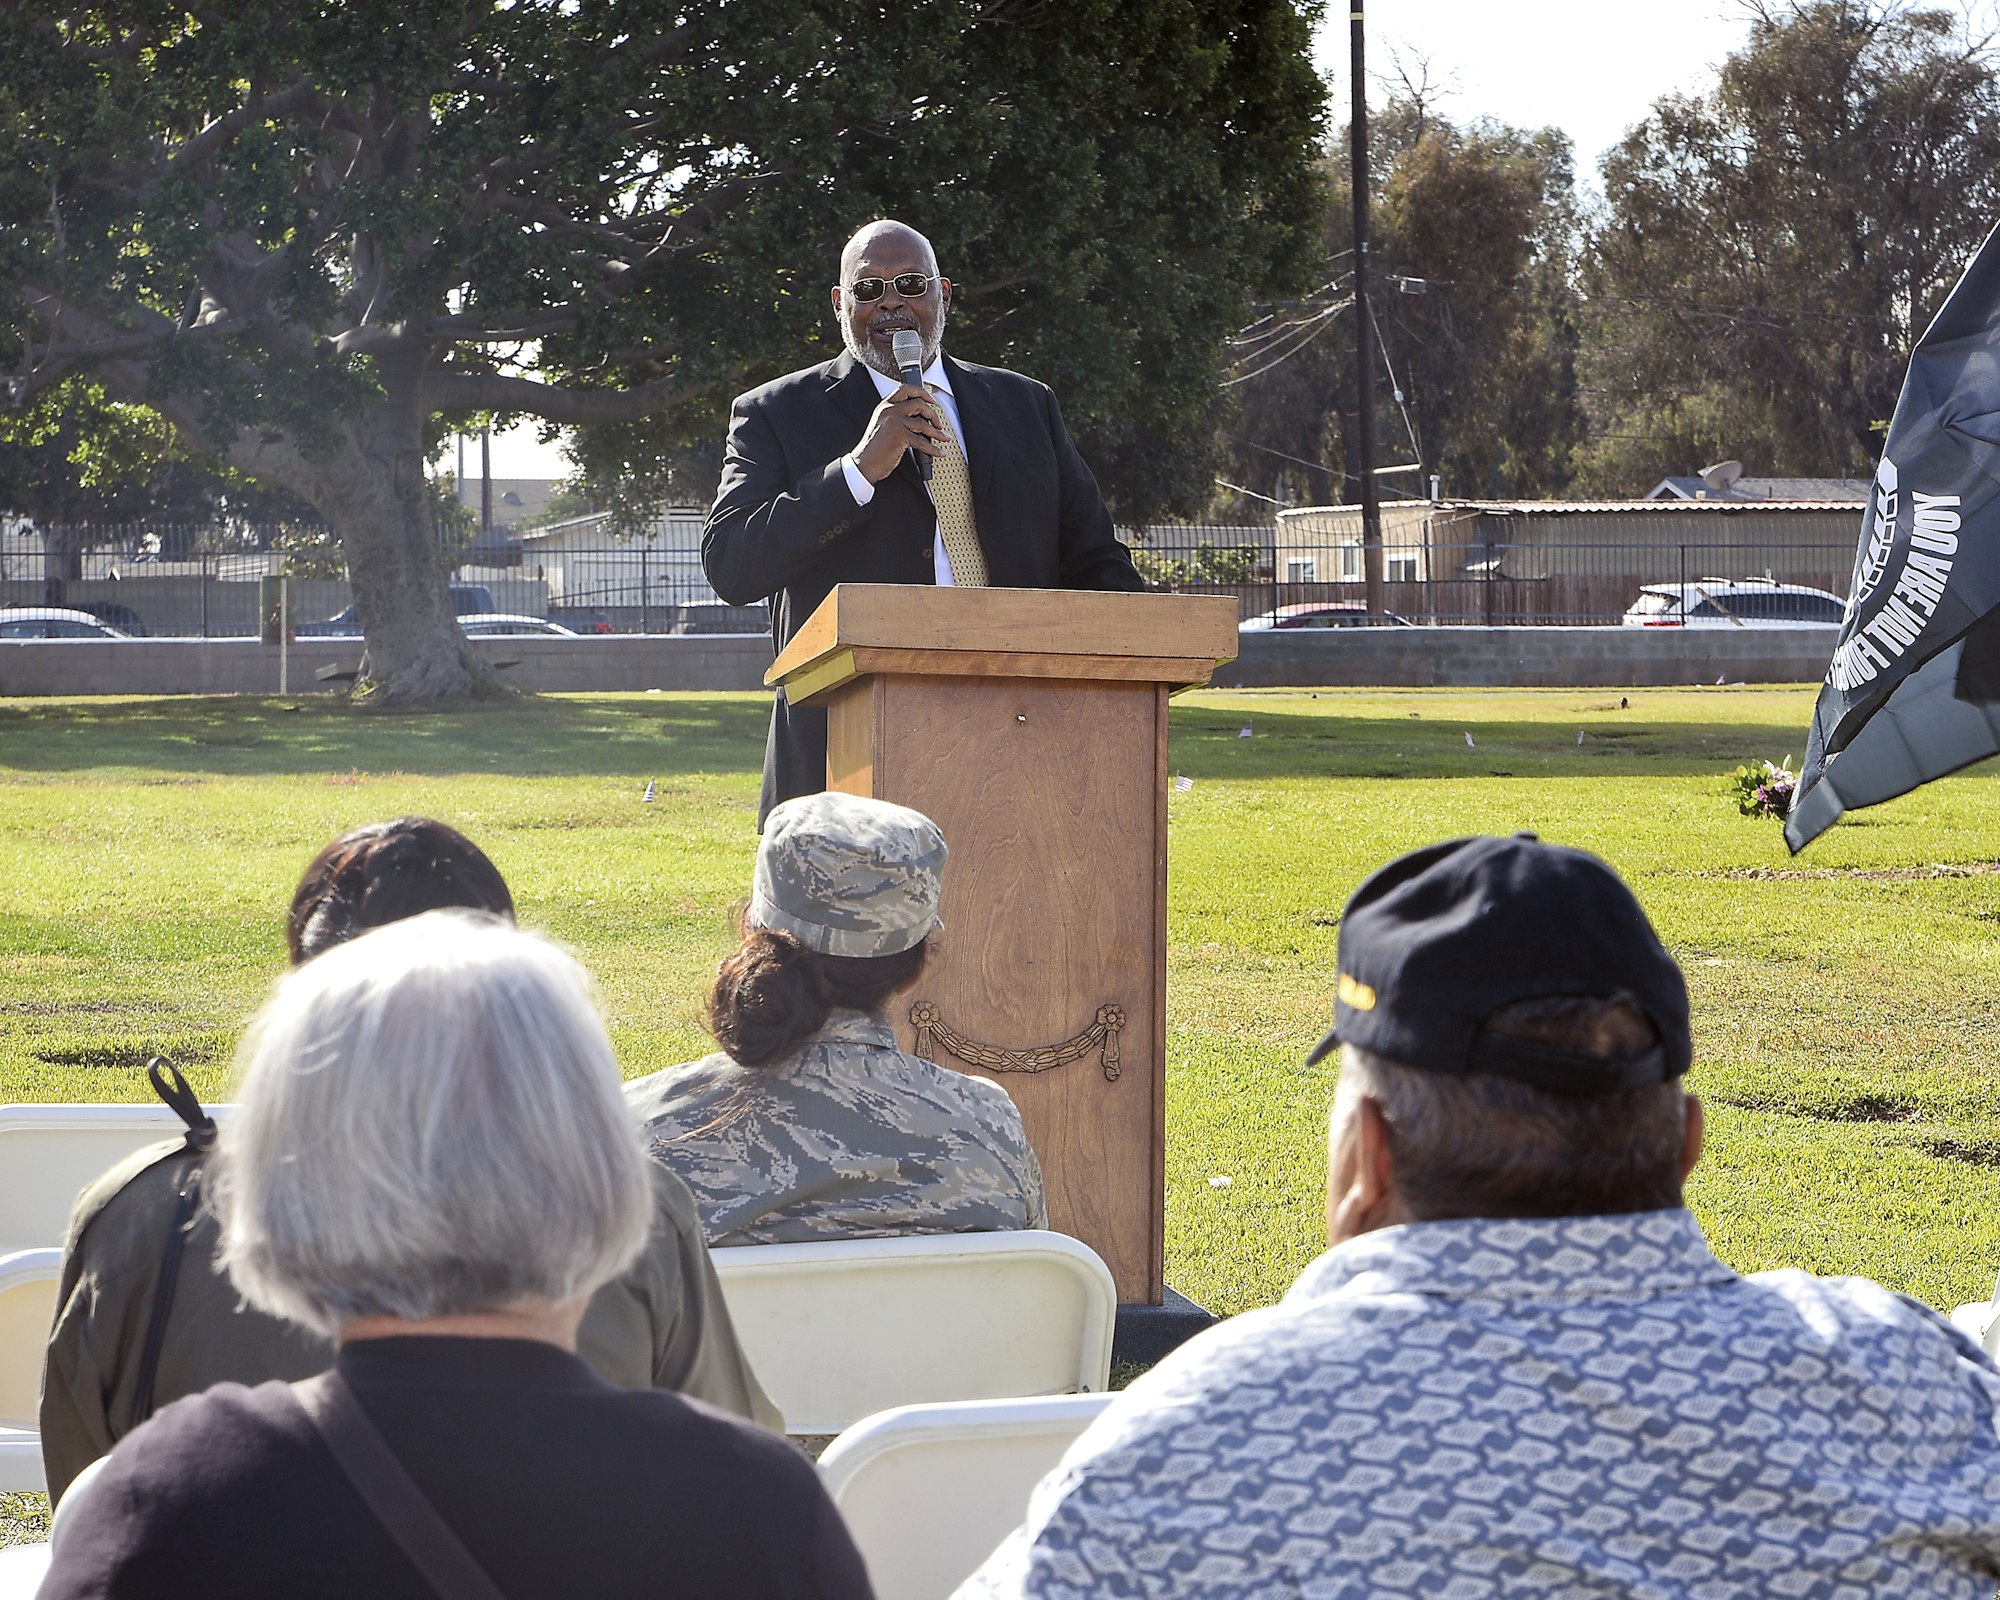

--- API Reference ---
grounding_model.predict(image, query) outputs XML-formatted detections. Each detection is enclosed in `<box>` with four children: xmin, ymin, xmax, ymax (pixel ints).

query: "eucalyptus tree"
<box><xmin>1580</xmin><ymin>0</ymin><xmax>2000</xmax><ymax>490</ymax></box>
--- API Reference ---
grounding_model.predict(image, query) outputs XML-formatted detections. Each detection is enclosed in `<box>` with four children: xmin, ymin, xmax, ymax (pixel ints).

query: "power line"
<box><xmin>1219</xmin><ymin>300</ymin><xmax>1352</xmax><ymax>386</ymax></box>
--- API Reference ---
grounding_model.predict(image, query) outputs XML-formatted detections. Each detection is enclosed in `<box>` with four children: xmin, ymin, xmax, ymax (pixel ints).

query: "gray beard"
<box><xmin>843</xmin><ymin>310</ymin><xmax>947</xmax><ymax>380</ymax></box>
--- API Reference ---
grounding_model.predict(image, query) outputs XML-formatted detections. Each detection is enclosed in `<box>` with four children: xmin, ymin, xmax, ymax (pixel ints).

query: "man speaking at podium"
<box><xmin>703</xmin><ymin>219</ymin><xmax>1143</xmax><ymax>825</ymax></box>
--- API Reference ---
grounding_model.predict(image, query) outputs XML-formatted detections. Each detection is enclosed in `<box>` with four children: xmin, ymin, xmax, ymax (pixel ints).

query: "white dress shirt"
<box><xmin>840</xmin><ymin>357</ymin><xmax>964</xmax><ymax>587</ymax></box>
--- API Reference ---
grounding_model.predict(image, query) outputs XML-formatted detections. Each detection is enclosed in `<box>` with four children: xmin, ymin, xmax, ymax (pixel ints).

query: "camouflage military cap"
<box><xmin>750</xmin><ymin>792</ymin><xmax>947</xmax><ymax>957</ymax></box>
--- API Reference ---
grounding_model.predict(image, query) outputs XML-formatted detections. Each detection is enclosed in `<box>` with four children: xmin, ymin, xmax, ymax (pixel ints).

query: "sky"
<box><xmin>484</xmin><ymin>0</ymin><xmax>1994</xmax><ymax>478</ymax></box>
<box><xmin>1317</xmin><ymin>1</ymin><xmax>1996</xmax><ymax>178</ymax></box>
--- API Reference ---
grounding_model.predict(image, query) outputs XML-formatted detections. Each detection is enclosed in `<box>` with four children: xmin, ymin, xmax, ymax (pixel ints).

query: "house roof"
<box><xmin>1644</xmin><ymin>476</ymin><xmax>1869</xmax><ymax>503</ymax></box>
<box><xmin>1280</xmin><ymin>498</ymin><xmax>1861</xmax><ymax>522</ymax></box>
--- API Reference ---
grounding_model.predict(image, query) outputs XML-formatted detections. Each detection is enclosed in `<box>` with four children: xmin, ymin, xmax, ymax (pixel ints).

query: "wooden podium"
<box><xmin>768</xmin><ymin>585</ymin><xmax>1238</xmax><ymax>1303</ymax></box>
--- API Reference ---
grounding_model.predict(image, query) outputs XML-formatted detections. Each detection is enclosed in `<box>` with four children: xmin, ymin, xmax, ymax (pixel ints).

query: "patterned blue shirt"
<box><xmin>956</xmin><ymin>1209</ymin><xmax>2000</xmax><ymax>1598</ymax></box>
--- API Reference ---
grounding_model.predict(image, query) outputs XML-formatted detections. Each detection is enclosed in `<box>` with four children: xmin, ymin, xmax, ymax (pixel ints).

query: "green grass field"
<box><xmin>4</xmin><ymin>683</ymin><xmax>2000</xmax><ymax>1474</ymax></box>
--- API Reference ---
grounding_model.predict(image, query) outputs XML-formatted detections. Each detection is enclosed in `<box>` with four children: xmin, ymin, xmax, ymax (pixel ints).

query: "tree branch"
<box><xmin>162</xmin><ymin>78</ymin><xmax>322</xmax><ymax>183</ymax></box>
<box><xmin>428</xmin><ymin>369</ymin><xmax>703</xmax><ymax>425</ymax></box>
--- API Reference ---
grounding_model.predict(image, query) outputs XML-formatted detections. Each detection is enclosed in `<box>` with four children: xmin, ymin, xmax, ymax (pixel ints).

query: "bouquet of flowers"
<box><xmin>1727</xmin><ymin>757</ymin><xmax>1797</xmax><ymax>819</ymax></box>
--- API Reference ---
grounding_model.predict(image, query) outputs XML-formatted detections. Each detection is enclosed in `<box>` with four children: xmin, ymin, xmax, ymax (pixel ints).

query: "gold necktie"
<box><xmin>927</xmin><ymin>385</ymin><xmax>989</xmax><ymax>587</ymax></box>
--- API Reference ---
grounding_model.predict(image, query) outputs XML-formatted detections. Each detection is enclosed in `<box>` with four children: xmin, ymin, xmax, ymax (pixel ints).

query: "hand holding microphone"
<box><xmin>892</xmin><ymin>329</ymin><xmax>935</xmax><ymax>484</ymax></box>
<box><xmin>850</xmin><ymin>334</ymin><xmax>945</xmax><ymax>484</ymax></box>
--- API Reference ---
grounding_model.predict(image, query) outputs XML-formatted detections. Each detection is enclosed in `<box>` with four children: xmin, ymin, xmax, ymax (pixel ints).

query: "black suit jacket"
<box><xmin>703</xmin><ymin>352</ymin><xmax>1143</xmax><ymax>822</ymax></box>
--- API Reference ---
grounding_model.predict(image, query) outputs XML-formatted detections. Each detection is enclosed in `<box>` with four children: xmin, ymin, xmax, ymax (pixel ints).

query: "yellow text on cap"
<box><xmin>1338</xmin><ymin>972</ymin><xmax>1376</xmax><ymax>1011</ymax></box>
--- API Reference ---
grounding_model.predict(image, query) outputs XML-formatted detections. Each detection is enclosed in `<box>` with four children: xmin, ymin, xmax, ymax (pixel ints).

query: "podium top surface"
<box><xmin>766</xmin><ymin>585</ymin><xmax>1239</xmax><ymax>699</ymax></box>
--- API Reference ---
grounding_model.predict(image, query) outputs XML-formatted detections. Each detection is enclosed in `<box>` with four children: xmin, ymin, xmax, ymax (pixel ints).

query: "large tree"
<box><xmin>1221</xmin><ymin>95</ymin><xmax>1579</xmax><ymax>510</ymax></box>
<box><xmin>1579</xmin><ymin>0</ymin><xmax>2000</xmax><ymax>492</ymax></box>
<box><xmin>0</xmin><ymin>0</ymin><xmax>1323</xmax><ymax>698</ymax></box>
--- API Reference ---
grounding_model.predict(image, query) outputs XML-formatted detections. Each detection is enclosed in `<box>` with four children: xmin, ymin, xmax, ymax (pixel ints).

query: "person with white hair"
<box><xmin>40</xmin><ymin>912</ymin><xmax>873</xmax><ymax>1600</ymax></box>
<box><xmin>40</xmin><ymin>818</ymin><xmax>776</xmax><ymax>1503</ymax></box>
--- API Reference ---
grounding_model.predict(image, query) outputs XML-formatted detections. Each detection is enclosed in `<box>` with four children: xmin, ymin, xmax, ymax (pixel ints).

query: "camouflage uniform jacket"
<box><xmin>629</xmin><ymin>1008</ymin><xmax>1049</xmax><ymax>1246</ymax></box>
<box><xmin>40</xmin><ymin>1139</ymin><xmax>782</xmax><ymax>1502</ymax></box>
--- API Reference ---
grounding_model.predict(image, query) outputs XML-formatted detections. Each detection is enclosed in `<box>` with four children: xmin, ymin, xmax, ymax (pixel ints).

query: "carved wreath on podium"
<box><xmin>909</xmin><ymin>1001</ymin><xmax>1125</xmax><ymax>1082</ymax></box>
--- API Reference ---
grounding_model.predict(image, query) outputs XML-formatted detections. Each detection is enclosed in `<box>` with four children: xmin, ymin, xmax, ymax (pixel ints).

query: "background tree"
<box><xmin>0</xmin><ymin>380</ymin><xmax>316</xmax><ymax>594</ymax></box>
<box><xmin>1221</xmin><ymin>91</ymin><xmax>1579</xmax><ymax>510</ymax></box>
<box><xmin>1578</xmin><ymin>0</ymin><xmax>2000</xmax><ymax>492</ymax></box>
<box><xmin>0</xmin><ymin>0</ymin><xmax>1323</xmax><ymax>698</ymax></box>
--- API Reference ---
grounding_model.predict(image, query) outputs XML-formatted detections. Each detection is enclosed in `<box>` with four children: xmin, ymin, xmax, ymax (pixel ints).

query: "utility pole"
<box><xmin>480</xmin><ymin>425</ymin><xmax>493</xmax><ymax>536</ymax></box>
<box><xmin>1350</xmin><ymin>0</ymin><xmax>1385</xmax><ymax>617</ymax></box>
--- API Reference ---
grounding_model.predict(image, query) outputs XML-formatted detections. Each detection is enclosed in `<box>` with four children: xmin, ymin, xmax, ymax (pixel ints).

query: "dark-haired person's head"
<box><xmin>1310</xmin><ymin>834</ymin><xmax>1702</xmax><ymax>1243</ymax></box>
<box><xmin>707</xmin><ymin>792</ymin><xmax>945</xmax><ymax>1067</ymax></box>
<box><xmin>287</xmin><ymin>818</ymin><xmax>514</xmax><ymax>966</ymax></box>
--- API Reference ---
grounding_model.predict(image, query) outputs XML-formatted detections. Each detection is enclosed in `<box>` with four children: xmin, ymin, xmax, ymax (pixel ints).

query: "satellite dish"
<box><xmin>1699</xmin><ymin>459</ymin><xmax>1744</xmax><ymax>494</ymax></box>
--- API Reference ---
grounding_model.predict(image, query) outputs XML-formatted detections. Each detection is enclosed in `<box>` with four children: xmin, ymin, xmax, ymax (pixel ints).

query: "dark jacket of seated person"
<box><xmin>40</xmin><ymin>816</ymin><xmax>777</xmax><ymax>1504</ymax></box>
<box><xmin>45</xmin><ymin>1339</ymin><xmax>865</xmax><ymax>1600</ymax></box>
<box><xmin>41</xmin><ymin>912</ymin><xmax>865</xmax><ymax>1600</ymax></box>
<box><xmin>631</xmin><ymin>793</ymin><xmax>1046</xmax><ymax>1245</ymax></box>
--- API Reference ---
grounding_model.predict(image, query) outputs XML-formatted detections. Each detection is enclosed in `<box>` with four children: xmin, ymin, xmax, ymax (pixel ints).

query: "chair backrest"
<box><xmin>709</xmin><ymin>1231</ymin><xmax>1115</xmax><ymax>1435</ymax></box>
<box><xmin>0</xmin><ymin>1543</ymin><xmax>52</xmax><ymax>1599</ymax></box>
<box><xmin>818</xmin><ymin>1393</ymin><xmax>1116</xmax><ymax>1600</ymax></box>
<box><xmin>0</xmin><ymin>1104</ymin><xmax>232</xmax><ymax>1256</ymax></box>
<box><xmin>0</xmin><ymin>1248</ymin><xmax>63</xmax><ymax>1430</ymax></box>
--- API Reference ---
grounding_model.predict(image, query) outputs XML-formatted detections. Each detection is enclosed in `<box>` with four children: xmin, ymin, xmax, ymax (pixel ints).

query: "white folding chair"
<box><xmin>819</xmin><ymin>1393</ymin><xmax>1116</xmax><ymax>1600</ymax></box>
<box><xmin>0</xmin><ymin>1544</ymin><xmax>51</xmax><ymax>1599</ymax></box>
<box><xmin>0</xmin><ymin>1104</ymin><xmax>219</xmax><ymax>1256</ymax></box>
<box><xmin>710</xmin><ymin>1231</ymin><xmax>1115</xmax><ymax>1435</ymax></box>
<box><xmin>0</xmin><ymin>1454</ymin><xmax>113</xmax><ymax>1599</ymax></box>
<box><xmin>1948</xmin><ymin>1296</ymin><xmax>2000</xmax><ymax>1356</ymax></box>
<box><xmin>0</xmin><ymin>1248</ymin><xmax>61</xmax><ymax>1493</ymax></box>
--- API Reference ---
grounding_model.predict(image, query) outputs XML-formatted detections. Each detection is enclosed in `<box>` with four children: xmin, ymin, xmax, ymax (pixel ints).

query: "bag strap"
<box><xmin>289</xmin><ymin>1370</ymin><xmax>511</xmax><ymax>1600</ymax></box>
<box><xmin>130</xmin><ymin>1058</ymin><xmax>219</xmax><ymax>1427</ymax></box>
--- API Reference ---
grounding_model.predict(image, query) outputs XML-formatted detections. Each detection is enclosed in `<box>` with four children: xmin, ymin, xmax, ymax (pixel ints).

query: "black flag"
<box><xmin>1786</xmin><ymin>219</ymin><xmax>2000</xmax><ymax>852</ymax></box>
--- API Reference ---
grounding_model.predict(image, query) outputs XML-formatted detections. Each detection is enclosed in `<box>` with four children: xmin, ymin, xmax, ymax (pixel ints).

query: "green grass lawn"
<box><xmin>4</xmin><ymin>684</ymin><xmax>2000</xmax><ymax>1388</ymax></box>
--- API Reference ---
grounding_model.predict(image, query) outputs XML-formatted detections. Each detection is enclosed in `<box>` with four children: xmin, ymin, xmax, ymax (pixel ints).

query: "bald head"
<box><xmin>833</xmin><ymin>219</ymin><xmax>952</xmax><ymax>379</ymax></box>
<box><xmin>840</xmin><ymin>220</ymin><xmax>939</xmax><ymax>282</ymax></box>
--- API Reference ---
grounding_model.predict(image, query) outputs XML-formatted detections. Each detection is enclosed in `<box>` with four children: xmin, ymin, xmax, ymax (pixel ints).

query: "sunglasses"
<box><xmin>845</xmin><ymin>273</ymin><xmax>939</xmax><ymax>303</ymax></box>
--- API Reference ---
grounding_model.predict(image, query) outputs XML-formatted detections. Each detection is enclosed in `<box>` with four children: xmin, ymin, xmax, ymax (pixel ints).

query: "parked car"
<box><xmin>550</xmin><ymin>610</ymin><xmax>615</xmax><ymax>635</ymax></box>
<box><xmin>0</xmin><ymin>607</ymin><xmax>131</xmax><ymax>640</ymax></box>
<box><xmin>78</xmin><ymin>601</ymin><xmax>149</xmax><ymax>636</ymax></box>
<box><xmin>1239</xmin><ymin>602</ymin><xmax>1412</xmax><ymax>631</ymax></box>
<box><xmin>662</xmin><ymin>601</ymin><xmax>770</xmax><ymax>635</ymax></box>
<box><xmin>297</xmin><ymin>584</ymin><xmax>497</xmax><ymax>637</ymax></box>
<box><xmin>1620</xmin><ymin>580</ymin><xmax>1845</xmax><ymax>628</ymax></box>
<box><xmin>458</xmin><ymin>614</ymin><xmax>578</xmax><ymax>637</ymax></box>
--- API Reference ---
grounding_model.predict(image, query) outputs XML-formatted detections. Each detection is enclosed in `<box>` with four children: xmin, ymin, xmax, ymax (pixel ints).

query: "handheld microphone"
<box><xmin>891</xmin><ymin>329</ymin><xmax>934</xmax><ymax>483</ymax></box>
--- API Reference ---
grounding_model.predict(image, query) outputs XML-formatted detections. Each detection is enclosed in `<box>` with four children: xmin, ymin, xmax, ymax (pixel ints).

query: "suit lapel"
<box><xmin>827</xmin><ymin>353</ymin><xmax>880</xmax><ymax>434</ymax></box>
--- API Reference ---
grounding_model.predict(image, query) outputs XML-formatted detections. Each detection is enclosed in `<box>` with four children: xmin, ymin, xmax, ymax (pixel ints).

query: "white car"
<box><xmin>457</xmin><ymin>614</ymin><xmax>578</xmax><ymax>637</ymax></box>
<box><xmin>0</xmin><ymin>607</ymin><xmax>131</xmax><ymax>640</ymax></box>
<box><xmin>1240</xmin><ymin>602</ymin><xmax>1412</xmax><ymax>631</ymax></box>
<box><xmin>1620</xmin><ymin>580</ymin><xmax>1845</xmax><ymax>628</ymax></box>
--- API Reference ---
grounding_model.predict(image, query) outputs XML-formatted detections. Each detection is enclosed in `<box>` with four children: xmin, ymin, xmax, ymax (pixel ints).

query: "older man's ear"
<box><xmin>1325</xmin><ymin>1093</ymin><xmax>1400</xmax><ymax>1246</ymax></box>
<box><xmin>1679</xmin><ymin>1093</ymin><xmax>1704</xmax><ymax>1186</ymax></box>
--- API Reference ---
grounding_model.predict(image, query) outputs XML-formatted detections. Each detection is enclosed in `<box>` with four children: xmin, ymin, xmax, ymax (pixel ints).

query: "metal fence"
<box><xmin>1</xmin><ymin>522</ymin><xmax>1862</xmax><ymax>637</ymax></box>
<box><xmin>0</xmin><ymin>527</ymin><xmax>767</xmax><ymax>638</ymax></box>
<box><xmin>1128</xmin><ymin>526</ymin><xmax>1859</xmax><ymax>627</ymax></box>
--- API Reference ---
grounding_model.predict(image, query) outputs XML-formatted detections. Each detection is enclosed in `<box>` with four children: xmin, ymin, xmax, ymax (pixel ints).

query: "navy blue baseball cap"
<box><xmin>1304</xmin><ymin>834</ymin><xmax>1691</xmax><ymax>1096</ymax></box>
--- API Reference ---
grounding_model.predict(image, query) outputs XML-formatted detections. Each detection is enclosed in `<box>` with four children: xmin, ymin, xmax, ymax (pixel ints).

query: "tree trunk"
<box><xmin>306</xmin><ymin>360</ymin><xmax>498</xmax><ymax>702</ymax></box>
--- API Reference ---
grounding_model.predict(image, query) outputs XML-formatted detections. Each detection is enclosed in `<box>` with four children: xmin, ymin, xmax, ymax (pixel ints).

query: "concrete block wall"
<box><xmin>0</xmin><ymin>634</ymin><xmax>775</xmax><ymax>697</ymax></box>
<box><xmin>0</xmin><ymin>625</ymin><xmax>1837</xmax><ymax>699</ymax></box>
<box><xmin>1212</xmin><ymin>626</ymin><xmax>1838</xmax><ymax>690</ymax></box>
